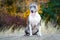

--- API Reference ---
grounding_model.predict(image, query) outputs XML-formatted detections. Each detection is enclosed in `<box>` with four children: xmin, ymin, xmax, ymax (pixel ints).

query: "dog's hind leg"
<box><xmin>25</xmin><ymin>30</ymin><xmax>30</xmax><ymax>36</ymax></box>
<box><xmin>25</xmin><ymin>26</ymin><xmax>30</xmax><ymax>36</ymax></box>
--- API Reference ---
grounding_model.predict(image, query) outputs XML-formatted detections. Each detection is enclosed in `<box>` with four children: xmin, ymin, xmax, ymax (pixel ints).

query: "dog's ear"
<box><xmin>29</xmin><ymin>3</ymin><xmax>33</xmax><ymax>9</ymax></box>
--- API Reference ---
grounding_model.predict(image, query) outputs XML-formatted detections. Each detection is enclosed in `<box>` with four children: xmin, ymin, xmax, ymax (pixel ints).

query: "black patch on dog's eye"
<box><xmin>30</xmin><ymin>6</ymin><xmax>36</xmax><ymax>9</ymax></box>
<box><xmin>33</xmin><ymin>6</ymin><xmax>36</xmax><ymax>9</ymax></box>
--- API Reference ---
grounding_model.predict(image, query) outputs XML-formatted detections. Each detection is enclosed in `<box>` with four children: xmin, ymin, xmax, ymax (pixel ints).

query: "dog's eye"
<box><xmin>30</xmin><ymin>6</ymin><xmax>32</xmax><ymax>9</ymax></box>
<box><xmin>30</xmin><ymin>6</ymin><xmax>36</xmax><ymax>9</ymax></box>
<box><xmin>33</xmin><ymin>6</ymin><xmax>36</xmax><ymax>8</ymax></box>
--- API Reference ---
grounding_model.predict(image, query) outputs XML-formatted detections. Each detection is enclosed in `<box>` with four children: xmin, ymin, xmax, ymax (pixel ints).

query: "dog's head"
<box><xmin>29</xmin><ymin>3</ymin><xmax>38</xmax><ymax>13</ymax></box>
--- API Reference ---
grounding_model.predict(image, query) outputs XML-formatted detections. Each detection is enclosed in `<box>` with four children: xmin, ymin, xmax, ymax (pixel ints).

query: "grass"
<box><xmin>0</xmin><ymin>20</ymin><xmax>59</xmax><ymax>37</ymax></box>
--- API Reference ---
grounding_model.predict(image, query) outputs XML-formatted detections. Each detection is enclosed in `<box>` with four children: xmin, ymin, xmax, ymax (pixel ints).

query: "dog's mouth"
<box><xmin>31</xmin><ymin>10</ymin><xmax>37</xmax><ymax>13</ymax></box>
<box><xmin>31</xmin><ymin>10</ymin><xmax>34</xmax><ymax>13</ymax></box>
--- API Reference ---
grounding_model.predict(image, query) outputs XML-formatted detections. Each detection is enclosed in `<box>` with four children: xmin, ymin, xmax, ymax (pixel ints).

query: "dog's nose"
<box><xmin>31</xmin><ymin>10</ymin><xmax>33</xmax><ymax>13</ymax></box>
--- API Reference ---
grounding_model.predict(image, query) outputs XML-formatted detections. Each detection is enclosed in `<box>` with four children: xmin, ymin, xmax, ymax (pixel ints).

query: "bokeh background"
<box><xmin>0</xmin><ymin>0</ymin><xmax>60</xmax><ymax>33</ymax></box>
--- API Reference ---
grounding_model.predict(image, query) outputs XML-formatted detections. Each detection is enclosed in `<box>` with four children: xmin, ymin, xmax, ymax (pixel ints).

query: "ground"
<box><xmin>0</xmin><ymin>21</ymin><xmax>60</xmax><ymax>40</ymax></box>
<box><xmin>0</xmin><ymin>33</ymin><xmax>60</xmax><ymax>40</ymax></box>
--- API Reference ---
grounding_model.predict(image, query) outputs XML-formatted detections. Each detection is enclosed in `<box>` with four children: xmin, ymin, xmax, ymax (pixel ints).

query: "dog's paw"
<box><xmin>29</xmin><ymin>34</ymin><xmax>33</xmax><ymax>36</ymax></box>
<box><xmin>37</xmin><ymin>33</ymin><xmax>42</xmax><ymax>37</ymax></box>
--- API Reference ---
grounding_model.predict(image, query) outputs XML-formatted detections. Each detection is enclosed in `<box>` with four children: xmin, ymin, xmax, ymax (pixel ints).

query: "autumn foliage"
<box><xmin>0</xmin><ymin>0</ymin><xmax>60</xmax><ymax>31</ymax></box>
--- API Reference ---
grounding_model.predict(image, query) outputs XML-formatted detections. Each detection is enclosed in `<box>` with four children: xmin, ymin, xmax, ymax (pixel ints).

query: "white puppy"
<box><xmin>25</xmin><ymin>3</ymin><xmax>42</xmax><ymax>36</ymax></box>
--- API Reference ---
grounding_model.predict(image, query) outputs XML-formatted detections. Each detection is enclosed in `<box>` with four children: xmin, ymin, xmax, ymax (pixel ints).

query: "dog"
<box><xmin>25</xmin><ymin>3</ymin><xmax>42</xmax><ymax>36</ymax></box>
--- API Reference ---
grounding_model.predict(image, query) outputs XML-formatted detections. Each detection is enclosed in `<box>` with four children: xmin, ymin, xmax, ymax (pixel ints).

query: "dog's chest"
<box><xmin>29</xmin><ymin>13</ymin><xmax>41</xmax><ymax>25</ymax></box>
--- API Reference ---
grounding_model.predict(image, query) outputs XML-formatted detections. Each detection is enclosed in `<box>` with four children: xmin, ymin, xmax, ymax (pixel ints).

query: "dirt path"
<box><xmin>0</xmin><ymin>33</ymin><xmax>60</xmax><ymax>40</ymax></box>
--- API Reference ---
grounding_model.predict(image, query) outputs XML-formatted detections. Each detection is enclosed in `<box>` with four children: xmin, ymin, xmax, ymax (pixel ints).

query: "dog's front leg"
<box><xmin>38</xmin><ymin>21</ymin><xmax>42</xmax><ymax>36</ymax></box>
<box><xmin>38</xmin><ymin>25</ymin><xmax>42</xmax><ymax>36</ymax></box>
<box><xmin>29</xmin><ymin>24</ymin><xmax>32</xmax><ymax>36</ymax></box>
